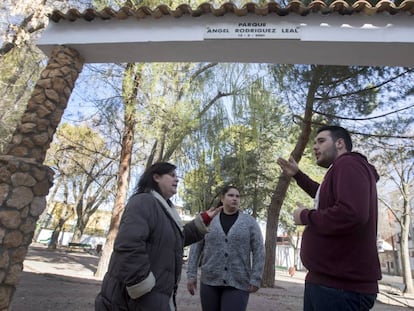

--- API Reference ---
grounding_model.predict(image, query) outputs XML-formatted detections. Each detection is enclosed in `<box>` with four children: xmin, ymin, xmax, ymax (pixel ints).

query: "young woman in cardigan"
<box><xmin>186</xmin><ymin>185</ymin><xmax>265</xmax><ymax>311</ymax></box>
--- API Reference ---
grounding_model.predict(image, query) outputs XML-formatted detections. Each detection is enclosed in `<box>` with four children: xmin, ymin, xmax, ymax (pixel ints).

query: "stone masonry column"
<box><xmin>0</xmin><ymin>46</ymin><xmax>84</xmax><ymax>310</ymax></box>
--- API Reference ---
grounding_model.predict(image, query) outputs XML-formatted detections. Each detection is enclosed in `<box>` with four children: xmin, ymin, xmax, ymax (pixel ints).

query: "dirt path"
<box><xmin>11</xmin><ymin>244</ymin><xmax>413</xmax><ymax>310</ymax></box>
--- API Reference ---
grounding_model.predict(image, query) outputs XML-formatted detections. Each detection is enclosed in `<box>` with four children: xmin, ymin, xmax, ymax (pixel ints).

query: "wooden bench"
<box><xmin>68</xmin><ymin>242</ymin><xmax>92</xmax><ymax>249</ymax></box>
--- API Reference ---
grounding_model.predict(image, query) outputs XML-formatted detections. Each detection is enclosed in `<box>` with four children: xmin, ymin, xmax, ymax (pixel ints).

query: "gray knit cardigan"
<box><xmin>186</xmin><ymin>211</ymin><xmax>265</xmax><ymax>291</ymax></box>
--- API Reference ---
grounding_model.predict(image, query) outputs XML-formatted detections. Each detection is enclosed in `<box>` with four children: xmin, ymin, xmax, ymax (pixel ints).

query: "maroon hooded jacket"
<box><xmin>293</xmin><ymin>152</ymin><xmax>382</xmax><ymax>294</ymax></box>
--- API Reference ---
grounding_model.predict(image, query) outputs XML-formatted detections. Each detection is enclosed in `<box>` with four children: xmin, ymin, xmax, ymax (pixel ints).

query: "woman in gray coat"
<box><xmin>95</xmin><ymin>162</ymin><xmax>220</xmax><ymax>311</ymax></box>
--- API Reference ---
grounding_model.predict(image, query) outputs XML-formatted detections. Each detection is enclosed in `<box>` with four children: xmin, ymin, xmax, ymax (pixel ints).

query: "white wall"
<box><xmin>36</xmin><ymin>229</ymin><xmax>107</xmax><ymax>248</ymax></box>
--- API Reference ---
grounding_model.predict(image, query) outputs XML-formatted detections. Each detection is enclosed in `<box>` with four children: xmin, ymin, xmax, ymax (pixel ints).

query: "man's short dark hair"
<box><xmin>317</xmin><ymin>125</ymin><xmax>353</xmax><ymax>151</ymax></box>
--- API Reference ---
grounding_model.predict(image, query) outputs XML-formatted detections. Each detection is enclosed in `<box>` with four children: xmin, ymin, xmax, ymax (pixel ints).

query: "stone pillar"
<box><xmin>0</xmin><ymin>46</ymin><xmax>84</xmax><ymax>310</ymax></box>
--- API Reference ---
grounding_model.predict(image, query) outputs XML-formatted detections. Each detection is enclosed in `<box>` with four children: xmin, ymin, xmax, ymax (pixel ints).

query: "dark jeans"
<box><xmin>304</xmin><ymin>282</ymin><xmax>377</xmax><ymax>311</ymax></box>
<box><xmin>200</xmin><ymin>282</ymin><xmax>249</xmax><ymax>311</ymax></box>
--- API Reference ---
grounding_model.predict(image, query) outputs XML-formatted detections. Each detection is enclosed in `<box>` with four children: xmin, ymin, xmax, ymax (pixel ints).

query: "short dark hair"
<box><xmin>220</xmin><ymin>185</ymin><xmax>240</xmax><ymax>196</ymax></box>
<box><xmin>135</xmin><ymin>162</ymin><xmax>176</xmax><ymax>194</ymax></box>
<box><xmin>317</xmin><ymin>125</ymin><xmax>353</xmax><ymax>151</ymax></box>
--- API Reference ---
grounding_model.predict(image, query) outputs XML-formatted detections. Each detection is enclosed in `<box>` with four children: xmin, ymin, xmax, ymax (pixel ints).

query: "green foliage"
<box><xmin>45</xmin><ymin>122</ymin><xmax>116</xmax><ymax>235</ymax></box>
<box><xmin>46</xmin><ymin>123</ymin><xmax>115</xmax><ymax>197</ymax></box>
<box><xmin>266</xmin><ymin>64</ymin><xmax>414</xmax><ymax>244</ymax></box>
<box><xmin>0</xmin><ymin>44</ymin><xmax>45</xmax><ymax>153</ymax></box>
<box><xmin>180</xmin><ymin>66</ymin><xmax>293</xmax><ymax>218</ymax></box>
<box><xmin>46</xmin><ymin>123</ymin><xmax>108</xmax><ymax>173</ymax></box>
<box><xmin>270</xmin><ymin>65</ymin><xmax>414</xmax><ymax>141</ymax></box>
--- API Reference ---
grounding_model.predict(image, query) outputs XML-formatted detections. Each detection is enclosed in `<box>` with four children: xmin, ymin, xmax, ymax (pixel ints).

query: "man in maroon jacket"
<box><xmin>277</xmin><ymin>125</ymin><xmax>381</xmax><ymax>311</ymax></box>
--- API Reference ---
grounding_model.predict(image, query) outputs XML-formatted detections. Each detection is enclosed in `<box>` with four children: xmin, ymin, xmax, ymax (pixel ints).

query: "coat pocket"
<box><xmin>98</xmin><ymin>274</ymin><xmax>129</xmax><ymax>310</ymax></box>
<box><xmin>129</xmin><ymin>291</ymin><xmax>171</xmax><ymax>311</ymax></box>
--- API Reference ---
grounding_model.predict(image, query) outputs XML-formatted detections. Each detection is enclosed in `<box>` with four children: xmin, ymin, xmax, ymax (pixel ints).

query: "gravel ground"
<box><xmin>10</xmin><ymin>244</ymin><xmax>414</xmax><ymax>311</ymax></box>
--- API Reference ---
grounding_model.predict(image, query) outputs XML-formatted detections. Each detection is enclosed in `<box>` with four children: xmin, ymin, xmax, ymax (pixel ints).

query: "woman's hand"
<box><xmin>248</xmin><ymin>285</ymin><xmax>259</xmax><ymax>293</ymax></box>
<box><xmin>187</xmin><ymin>279</ymin><xmax>197</xmax><ymax>295</ymax></box>
<box><xmin>200</xmin><ymin>205</ymin><xmax>223</xmax><ymax>226</ymax></box>
<box><xmin>206</xmin><ymin>205</ymin><xmax>223</xmax><ymax>219</ymax></box>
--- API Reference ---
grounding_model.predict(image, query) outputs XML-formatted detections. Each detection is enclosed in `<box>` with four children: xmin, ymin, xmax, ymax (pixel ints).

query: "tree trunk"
<box><xmin>95</xmin><ymin>63</ymin><xmax>140</xmax><ymax>278</ymax></box>
<box><xmin>390</xmin><ymin>235</ymin><xmax>401</xmax><ymax>276</ymax></box>
<box><xmin>262</xmin><ymin>174</ymin><xmax>291</xmax><ymax>287</ymax></box>
<box><xmin>262</xmin><ymin>65</ymin><xmax>322</xmax><ymax>287</ymax></box>
<box><xmin>292</xmin><ymin>231</ymin><xmax>300</xmax><ymax>269</ymax></box>
<box><xmin>94</xmin><ymin>148</ymin><xmax>132</xmax><ymax>277</ymax></box>
<box><xmin>48</xmin><ymin>219</ymin><xmax>66</xmax><ymax>249</ymax></box>
<box><xmin>71</xmin><ymin>197</ymin><xmax>102</xmax><ymax>244</ymax></box>
<box><xmin>48</xmin><ymin>175</ymin><xmax>71</xmax><ymax>249</ymax></box>
<box><xmin>71</xmin><ymin>215</ymin><xmax>87</xmax><ymax>244</ymax></box>
<box><xmin>33</xmin><ymin>179</ymin><xmax>62</xmax><ymax>241</ymax></box>
<box><xmin>401</xmin><ymin>214</ymin><xmax>414</xmax><ymax>293</ymax></box>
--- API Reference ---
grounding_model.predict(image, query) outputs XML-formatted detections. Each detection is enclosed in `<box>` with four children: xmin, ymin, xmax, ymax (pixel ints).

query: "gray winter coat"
<box><xmin>95</xmin><ymin>191</ymin><xmax>207</xmax><ymax>311</ymax></box>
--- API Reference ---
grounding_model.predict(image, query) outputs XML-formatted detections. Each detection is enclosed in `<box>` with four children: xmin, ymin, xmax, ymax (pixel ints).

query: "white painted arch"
<box><xmin>37</xmin><ymin>13</ymin><xmax>414</xmax><ymax>67</ymax></box>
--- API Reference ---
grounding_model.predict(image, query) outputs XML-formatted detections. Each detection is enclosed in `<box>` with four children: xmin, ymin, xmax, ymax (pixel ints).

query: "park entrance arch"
<box><xmin>1</xmin><ymin>1</ymin><xmax>414</xmax><ymax>309</ymax></box>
